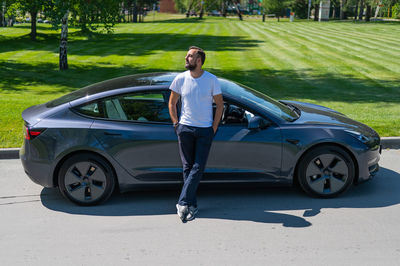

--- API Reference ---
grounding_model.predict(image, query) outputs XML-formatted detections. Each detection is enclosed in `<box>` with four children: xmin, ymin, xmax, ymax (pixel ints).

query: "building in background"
<box><xmin>160</xmin><ymin>0</ymin><xmax>177</xmax><ymax>13</ymax></box>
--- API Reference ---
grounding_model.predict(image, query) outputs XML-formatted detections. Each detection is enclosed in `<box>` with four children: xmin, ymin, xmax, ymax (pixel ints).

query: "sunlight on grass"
<box><xmin>0</xmin><ymin>15</ymin><xmax>399</xmax><ymax>147</ymax></box>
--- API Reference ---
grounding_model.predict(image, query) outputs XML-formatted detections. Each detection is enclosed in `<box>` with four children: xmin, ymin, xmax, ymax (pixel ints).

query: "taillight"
<box><xmin>24</xmin><ymin>126</ymin><xmax>45</xmax><ymax>140</ymax></box>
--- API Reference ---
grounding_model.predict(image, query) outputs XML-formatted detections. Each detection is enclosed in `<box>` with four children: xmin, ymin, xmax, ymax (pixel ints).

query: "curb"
<box><xmin>0</xmin><ymin>148</ymin><xmax>20</xmax><ymax>160</ymax></box>
<box><xmin>1</xmin><ymin>137</ymin><xmax>399</xmax><ymax>160</ymax></box>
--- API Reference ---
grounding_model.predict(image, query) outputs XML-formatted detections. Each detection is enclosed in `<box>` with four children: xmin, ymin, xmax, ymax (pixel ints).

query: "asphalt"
<box><xmin>1</xmin><ymin>137</ymin><xmax>399</xmax><ymax>159</ymax></box>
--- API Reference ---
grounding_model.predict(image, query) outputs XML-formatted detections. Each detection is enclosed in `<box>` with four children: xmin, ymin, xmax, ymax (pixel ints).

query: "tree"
<box><xmin>263</xmin><ymin>0</ymin><xmax>288</xmax><ymax>21</ymax></box>
<box><xmin>1</xmin><ymin>1</ymin><xmax>8</xmax><ymax>27</ymax></box>
<box><xmin>288</xmin><ymin>0</ymin><xmax>308</xmax><ymax>19</ymax></box>
<box><xmin>43</xmin><ymin>0</ymin><xmax>124</xmax><ymax>70</ymax></box>
<box><xmin>67</xmin><ymin>0</ymin><xmax>122</xmax><ymax>33</ymax></box>
<box><xmin>13</xmin><ymin>0</ymin><xmax>43</xmax><ymax>40</ymax></box>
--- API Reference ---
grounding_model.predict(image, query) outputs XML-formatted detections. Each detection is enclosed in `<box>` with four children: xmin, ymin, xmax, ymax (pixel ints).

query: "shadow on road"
<box><xmin>40</xmin><ymin>167</ymin><xmax>400</xmax><ymax>228</ymax></box>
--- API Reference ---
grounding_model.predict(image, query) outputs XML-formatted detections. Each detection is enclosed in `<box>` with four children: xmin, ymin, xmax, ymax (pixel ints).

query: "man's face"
<box><xmin>185</xmin><ymin>49</ymin><xmax>199</xmax><ymax>71</ymax></box>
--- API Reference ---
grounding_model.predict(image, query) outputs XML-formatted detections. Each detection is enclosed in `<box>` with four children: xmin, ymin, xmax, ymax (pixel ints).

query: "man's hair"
<box><xmin>189</xmin><ymin>46</ymin><xmax>206</xmax><ymax>65</ymax></box>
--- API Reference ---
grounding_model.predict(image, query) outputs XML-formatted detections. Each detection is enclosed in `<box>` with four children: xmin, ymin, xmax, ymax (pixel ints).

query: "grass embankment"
<box><xmin>0</xmin><ymin>15</ymin><xmax>399</xmax><ymax>147</ymax></box>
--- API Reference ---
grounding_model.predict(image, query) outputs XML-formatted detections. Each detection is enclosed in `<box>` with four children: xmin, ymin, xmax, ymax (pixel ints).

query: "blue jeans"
<box><xmin>176</xmin><ymin>124</ymin><xmax>214</xmax><ymax>207</ymax></box>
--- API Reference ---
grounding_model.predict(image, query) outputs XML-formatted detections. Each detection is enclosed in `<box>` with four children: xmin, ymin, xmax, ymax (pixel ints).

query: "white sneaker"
<box><xmin>176</xmin><ymin>204</ymin><xmax>188</xmax><ymax>222</ymax></box>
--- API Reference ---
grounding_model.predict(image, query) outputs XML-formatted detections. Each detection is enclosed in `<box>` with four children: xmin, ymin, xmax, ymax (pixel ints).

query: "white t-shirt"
<box><xmin>170</xmin><ymin>70</ymin><xmax>222</xmax><ymax>127</ymax></box>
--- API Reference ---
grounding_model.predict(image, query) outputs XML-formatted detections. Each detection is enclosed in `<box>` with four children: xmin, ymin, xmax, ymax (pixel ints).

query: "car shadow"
<box><xmin>40</xmin><ymin>167</ymin><xmax>400</xmax><ymax>228</ymax></box>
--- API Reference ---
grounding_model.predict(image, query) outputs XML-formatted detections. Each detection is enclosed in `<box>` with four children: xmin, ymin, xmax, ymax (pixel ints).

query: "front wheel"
<box><xmin>298</xmin><ymin>145</ymin><xmax>355</xmax><ymax>198</ymax></box>
<box><xmin>58</xmin><ymin>153</ymin><xmax>116</xmax><ymax>206</ymax></box>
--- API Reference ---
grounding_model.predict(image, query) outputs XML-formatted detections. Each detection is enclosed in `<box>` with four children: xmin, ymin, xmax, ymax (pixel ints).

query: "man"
<box><xmin>169</xmin><ymin>46</ymin><xmax>224</xmax><ymax>222</ymax></box>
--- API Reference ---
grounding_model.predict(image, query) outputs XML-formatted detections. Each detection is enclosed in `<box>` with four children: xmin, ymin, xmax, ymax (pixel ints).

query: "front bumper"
<box><xmin>355</xmin><ymin>144</ymin><xmax>381</xmax><ymax>184</ymax></box>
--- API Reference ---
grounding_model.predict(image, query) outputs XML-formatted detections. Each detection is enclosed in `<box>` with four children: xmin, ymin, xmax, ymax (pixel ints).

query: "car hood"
<box><xmin>281</xmin><ymin>100</ymin><xmax>378</xmax><ymax>137</ymax></box>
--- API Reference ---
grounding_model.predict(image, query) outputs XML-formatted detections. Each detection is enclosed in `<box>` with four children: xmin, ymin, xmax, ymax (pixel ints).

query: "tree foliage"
<box><xmin>64</xmin><ymin>0</ymin><xmax>122</xmax><ymax>33</ymax></box>
<box><xmin>263</xmin><ymin>0</ymin><xmax>289</xmax><ymax>20</ymax></box>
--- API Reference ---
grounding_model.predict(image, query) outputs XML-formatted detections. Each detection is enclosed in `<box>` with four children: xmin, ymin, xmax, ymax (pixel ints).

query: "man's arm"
<box><xmin>212</xmin><ymin>94</ymin><xmax>224</xmax><ymax>133</ymax></box>
<box><xmin>168</xmin><ymin>91</ymin><xmax>180</xmax><ymax>127</ymax></box>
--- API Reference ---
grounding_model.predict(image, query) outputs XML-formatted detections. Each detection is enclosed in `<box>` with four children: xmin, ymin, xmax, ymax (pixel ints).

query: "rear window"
<box><xmin>75</xmin><ymin>102</ymin><xmax>104</xmax><ymax>118</ymax></box>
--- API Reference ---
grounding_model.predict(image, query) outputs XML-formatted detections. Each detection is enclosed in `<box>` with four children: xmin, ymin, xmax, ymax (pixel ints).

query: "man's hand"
<box><xmin>169</xmin><ymin>91</ymin><xmax>180</xmax><ymax>126</ymax></box>
<box><xmin>212</xmin><ymin>94</ymin><xmax>224</xmax><ymax>134</ymax></box>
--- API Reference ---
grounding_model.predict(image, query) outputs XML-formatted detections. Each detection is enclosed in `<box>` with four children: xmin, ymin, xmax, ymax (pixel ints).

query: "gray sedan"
<box><xmin>20</xmin><ymin>73</ymin><xmax>381</xmax><ymax>205</ymax></box>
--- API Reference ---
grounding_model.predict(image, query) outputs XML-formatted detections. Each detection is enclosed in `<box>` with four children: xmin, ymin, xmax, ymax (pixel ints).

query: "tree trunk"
<box><xmin>0</xmin><ymin>6</ymin><xmax>4</xmax><ymax>27</ymax></box>
<box><xmin>8</xmin><ymin>16</ymin><xmax>14</xmax><ymax>26</ymax></box>
<box><xmin>340</xmin><ymin>0</ymin><xmax>344</xmax><ymax>20</ymax></box>
<box><xmin>314</xmin><ymin>4</ymin><xmax>319</xmax><ymax>21</ymax></box>
<box><xmin>30</xmin><ymin>11</ymin><xmax>37</xmax><ymax>40</ymax></box>
<box><xmin>186</xmin><ymin>0</ymin><xmax>194</xmax><ymax>18</ymax></box>
<box><xmin>133</xmin><ymin>4</ymin><xmax>138</xmax><ymax>23</ymax></box>
<box><xmin>199</xmin><ymin>4</ymin><xmax>204</xmax><ymax>19</ymax></box>
<box><xmin>374</xmin><ymin>1</ymin><xmax>382</xmax><ymax>18</ymax></box>
<box><xmin>365</xmin><ymin>5</ymin><xmax>371</xmax><ymax>21</ymax></box>
<box><xmin>59</xmin><ymin>12</ymin><xmax>68</xmax><ymax>71</ymax></box>
<box><xmin>358</xmin><ymin>0</ymin><xmax>364</xmax><ymax>20</ymax></box>
<box><xmin>354</xmin><ymin>1</ymin><xmax>358</xmax><ymax>20</ymax></box>
<box><xmin>222</xmin><ymin>1</ymin><xmax>227</xmax><ymax>17</ymax></box>
<box><xmin>233</xmin><ymin>2</ymin><xmax>242</xmax><ymax>20</ymax></box>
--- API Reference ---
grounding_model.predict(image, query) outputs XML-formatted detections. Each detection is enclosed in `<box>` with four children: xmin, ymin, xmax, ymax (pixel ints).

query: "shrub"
<box><xmin>393</xmin><ymin>3</ymin><xmax>400</xmax><ymax>19</ymax></box>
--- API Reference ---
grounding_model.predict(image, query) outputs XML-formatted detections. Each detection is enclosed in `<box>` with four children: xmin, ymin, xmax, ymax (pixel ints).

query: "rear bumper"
<box><xmin>20</xmin><ymin>141</ymin><xmax>54</xmax><ymax>188</ymax></box>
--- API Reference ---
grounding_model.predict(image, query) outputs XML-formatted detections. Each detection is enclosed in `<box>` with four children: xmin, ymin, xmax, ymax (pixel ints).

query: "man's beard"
<box><xmin>185</xmin><ymin>61</ymin><xmax>196</xmax><ymax>71</ymax></box>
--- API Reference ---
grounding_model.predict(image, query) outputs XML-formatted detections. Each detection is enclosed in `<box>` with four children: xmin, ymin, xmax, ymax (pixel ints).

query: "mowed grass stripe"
<box><xmin>272</xmin><ymin>22</ymin><xmax>400</xmax><ymax>61</ymax></box>
<box><xmin>129</xmin><ymin>22</ymin><xmax>195</xmax><ymax>69</ymax></box>
<box><xmin>295</xmin><ymin>22</ymin><xmax>400</xmax><ymax>45</ymax></box>
<box><xmin>258</xmin><ymin>22</ymin><xmax>399</xmax><ymax>83</ymax></box>
<box><xmin>315</xmin><ymin>22</ymin><xmax>400</xmax><ymax>44</ymax></box>
<box><xmin>280</xmin><ymin>25</ymin><xmax>400</xmax><ymax>83</ymax></box>
<box><xmin>243</xmin><ymin>22</ymin><xmax>310</xmax><ymax>70</ymax></box>
<box><xmin>142</xmin><ymin>22</ymin><xmax>207</xmax><ymax>70</ymax></box>
<box><xmin>243</xmin><ymin>22</ymin><xmax>396</xmax><ymax>101</ymax></box>
<box><xmin>291</xmin><ymin>23</ymin><xmax>400</xmax><ymax>61</ymax></box>
<box><xmin>237</xmin><ymin>22</ymin><xmax>320</xmax><ymax>94</ymax></box>
<box><xmin>233</xmin><ymin>23</ymin><xmax>294</xmax><ymax>94</ymax></box>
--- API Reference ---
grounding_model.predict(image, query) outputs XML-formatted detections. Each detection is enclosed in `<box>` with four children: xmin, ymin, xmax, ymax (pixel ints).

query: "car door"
<box><xmin>205</xmin><ymin>101</ymin><xmax>282</xmax><ymax>182</ymax></box>
<box><xmin>89</xmin><ymin>90</ymin><xmax>182</xmax><ymax>182</ymax></box>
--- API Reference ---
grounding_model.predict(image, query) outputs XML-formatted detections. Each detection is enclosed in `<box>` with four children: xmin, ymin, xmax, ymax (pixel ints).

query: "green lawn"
<box><xmin>1</xmin><ymin>15</ymin><xmax>400</xmax><ymax>148</ymax></box>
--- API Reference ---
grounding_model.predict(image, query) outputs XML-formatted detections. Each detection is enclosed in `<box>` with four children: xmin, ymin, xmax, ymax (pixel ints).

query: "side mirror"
<box><xmin>248</xmin><ymin>116</ymin><xmax>271</xmax><ymax>130</ymax></box>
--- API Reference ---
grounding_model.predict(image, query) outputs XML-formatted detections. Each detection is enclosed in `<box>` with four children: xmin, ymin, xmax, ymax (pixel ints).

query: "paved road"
<box><xmin>1</xmin><ymin>150</ymin><xmax>400</xmax><ymax>265</ymax></box>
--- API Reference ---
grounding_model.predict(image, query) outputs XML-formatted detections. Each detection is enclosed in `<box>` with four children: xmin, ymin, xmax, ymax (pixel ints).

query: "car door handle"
<box><xmin>286</xmin><ymin>139</ymin><xmax>299</xmax><ymax>145</ymax></box>
<box><xmin>104</xmin><ymin>132</ymin><xmax>122</xmax><ymax>136</ymax></box>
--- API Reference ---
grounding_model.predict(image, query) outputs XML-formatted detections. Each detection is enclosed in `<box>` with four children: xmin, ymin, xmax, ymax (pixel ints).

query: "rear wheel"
<box><xmin>58</xmin><ymin>153</ymin><xmax>115</xmax><ymax>206</ymax></box>
<box><xmin>298</xmin><ymin>145</ymin><xmax>355</xmax><ymax>198</ymax></box>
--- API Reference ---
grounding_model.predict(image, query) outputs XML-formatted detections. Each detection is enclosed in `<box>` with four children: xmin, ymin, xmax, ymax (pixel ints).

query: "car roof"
<box><xmin>47</xmin><ymin>73</ymin><xmax>178</xmax><ymax>108</ymax></box>
<box><xmin>82</xmin><ymin>72</ymin><xmax>178</xmax><ymax>93</ymax></box>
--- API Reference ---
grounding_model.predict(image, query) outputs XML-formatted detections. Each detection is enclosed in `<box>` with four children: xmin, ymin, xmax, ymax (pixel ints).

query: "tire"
<box><xmin>58</xmin><ymin>153</ymin><xmax>116</xmax><ymax>206</ymax></box>
<box><xmin>298</xmin><ymin>145</ymin><xmax>355</xmax><ymax>198</ymax></box>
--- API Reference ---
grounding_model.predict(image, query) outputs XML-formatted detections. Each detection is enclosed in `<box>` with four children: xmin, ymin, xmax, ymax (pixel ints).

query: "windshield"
<box><xmin>220</xmin><ymin>79</ymin><xmax>298</xmax><ymax>121</ymax></box>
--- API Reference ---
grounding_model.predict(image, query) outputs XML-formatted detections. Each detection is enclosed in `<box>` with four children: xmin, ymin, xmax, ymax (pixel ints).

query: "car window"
<box><xmin>219</xmin><ymin>79</ymin><xmax>298</xmax><ymax>121</ymax></box>
<box><xmin>75</xmin><ymin>102</ymin><xmax>104</xmax><ymax>118</ymax></box>
<box><xmin>219</xmin><ymin>99</ymin><xmax>261</xmax><ymax>126</ymax></box>
<box><xmin>103</xmin><ymin>92</ymin><xmax>170</xmax><ymax>123</ymax></box>
<box><xmin>221</xmin><ymin>103</ymin><xmax>248</xmax><ymax>125</ymax></box>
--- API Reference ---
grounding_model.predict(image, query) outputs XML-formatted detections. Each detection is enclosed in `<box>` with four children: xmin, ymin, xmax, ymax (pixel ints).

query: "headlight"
<box><xmin>345</xmin><ymin>130</ymin><xmax>370</xmax><ymax>144</ymax></box>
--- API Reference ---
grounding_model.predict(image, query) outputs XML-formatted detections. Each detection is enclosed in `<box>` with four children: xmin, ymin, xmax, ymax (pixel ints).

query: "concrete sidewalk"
<box><xmin>1</xmin><ymin>137</ymin><xmax>399</xmax><ymax>160</ymax></box>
